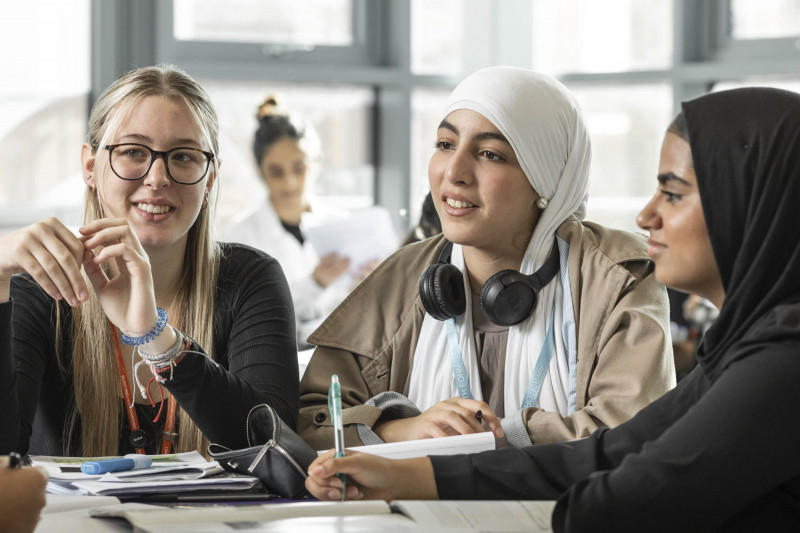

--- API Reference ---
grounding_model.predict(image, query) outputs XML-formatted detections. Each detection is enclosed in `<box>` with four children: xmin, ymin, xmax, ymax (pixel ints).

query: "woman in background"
<box><xmin>307</xmin><ymin>87</ymin><xmax>800</xmax><ymax>531</ymax></box>
<box><xmin>225</xmin><ymin>97</ymin><xmax>354</xmax><ymax>349</ymax></box>
<box><xmin>0</xmin><ymin>65</ymin><xmax>297</xmax><ymax>458</ymax></box>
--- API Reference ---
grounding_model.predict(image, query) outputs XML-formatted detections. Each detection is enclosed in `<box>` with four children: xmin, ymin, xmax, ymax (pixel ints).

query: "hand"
<box><xmin>374</xmin><ymin>397</ymin><xmax>504</xmax><ymax>442</ymax></box>
<box><xmin>0</xmin><ymin>456</ymin><xmax>48</xmax><ymax>533</ymax></box>
<box><xmin>0</xmin><ymin>217</ymin><xmax>89</xmax><ymax>306</ymax></box>
<box><xmin>80</xmin><ymin>218</ymin><xmax>158</xmax><ymax>336</ymax></box>
<box><xmin>312</xmin><ymin>253</ymin><xmax>350</xmax><ymax>288</ymax></box>
<box><xmin>305</xmin><ymin>450</ymin><xmax>437</xmax><ymax>502</ymax></box>
<box><xmin>351</xmin><ymin>258</ymin><xmax>381</xmax><ymax>285</ymax></box>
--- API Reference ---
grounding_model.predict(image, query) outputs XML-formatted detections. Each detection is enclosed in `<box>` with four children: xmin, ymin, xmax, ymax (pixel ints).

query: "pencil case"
<box><xmin>208</xmin><ymin>403</ymin><xmax>318</xmax><ymax>499</ymax></box>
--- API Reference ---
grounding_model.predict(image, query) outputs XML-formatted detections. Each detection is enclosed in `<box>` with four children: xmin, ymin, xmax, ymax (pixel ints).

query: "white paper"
<box><xmin>42</xmin><ymin>494</ymin><xmax>121</xmax><ymax>515</ymax></box>
<box><xmin>319</xmin><ymin>431</ymin><xmax>496</xmax><ymax>460</ymax></box>
<box><xmin>69</xmin><ymin>474</ymin><xmax>259</xmax><ymax>497</ymax></box>
<box><xmin>33</xmin><ymin>451</ymin><xmax>216</xmax><ymax>481</ymax></box>
<box><xmin>391</xmin><ymin>500</ymin><xmax>556</xmax><ymax>532</ymax></box>
<box><xmin>89</xmin><ymin>500</ymin><xmax>393</xmax><ymax>528</ymax></box>
<box><xmin>304</xmin><ymin>206</ymin><xmax>398</xmax><ymax>280</ymax></box>
<box><xmin>141</xmin><ymin>514</ymin><xmax>429</xmax><ymax>533</ymax></box>
<box><xmin>33</xmin><ymin>451</ymin><xmax>247</xmax><ymax>498</ymax></box>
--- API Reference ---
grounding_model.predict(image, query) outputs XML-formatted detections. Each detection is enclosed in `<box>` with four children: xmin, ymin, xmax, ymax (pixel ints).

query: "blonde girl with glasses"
<box><xmin>0</xmin><ymin>65</ymin><xmax>298</xmax><ymax>458</ymax></box>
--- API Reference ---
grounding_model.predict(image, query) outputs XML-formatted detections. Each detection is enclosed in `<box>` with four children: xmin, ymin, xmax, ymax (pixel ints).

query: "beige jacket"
<box><xmin>299</xmin><ymin>218</ymin><xmax>675</xmax><ymax>450</ymax></box>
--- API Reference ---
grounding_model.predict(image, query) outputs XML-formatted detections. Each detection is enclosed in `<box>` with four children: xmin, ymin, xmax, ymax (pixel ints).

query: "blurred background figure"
<box><xmin>401</xmin><ymin>191</ymin><xmax>442</xmax><ymax>246</ymax></box>
<box><xmin>225</xmin><ymin>96</ymin><xmax>353</xmax><ymax>349</ymax></box>
<box><xmin>668</xmin><ymin>289</ymin><xmax>718</xmax><ymax>380</ymax></box>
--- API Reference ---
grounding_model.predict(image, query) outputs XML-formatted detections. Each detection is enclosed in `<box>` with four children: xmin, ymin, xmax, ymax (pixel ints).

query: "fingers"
<box><xmin>425</xmin><ymin>400</ymin><xmax>485</xmax><ymax>436</ymax></box>
<box><xmin>3</xmin><ymin>219</ymin><xmax>89</xmax><ymax>306</ymax></box>
<box><xmin>433</xmin><ymin>398</ymin><xmax>504</xmax><ymax>438</ymax></box>
<box><xmin>478</xmin><ymin>409</ymin><xmax>504</xmax><ymax>438</ymax></box>
<box><xmin>82</xmin><ymin>248</ymin><xmax>109</xmax><ymax>291</ymax></box>
<box><xmin>81</xmin><ymin>220</ymin><xmax>144</xmax><ymax>255</ymax></box>
<box><xmin>90</xmin><ymin>242</ymin><xmax>146</xmax><ymax>268</ymax></box>
<box><xmin>33</xmin><ymin>466</ymin><xmax>49</xmax><ymax>482</ymax></box>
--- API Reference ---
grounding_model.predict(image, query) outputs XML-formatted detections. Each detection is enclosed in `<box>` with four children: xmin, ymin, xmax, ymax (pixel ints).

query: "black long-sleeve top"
<box><xmin>0</xmin><ymin>243</ymin><xmax>299</xmax><ymax>456</ymax></box>
<box><xmin>431</xmin><ymin>303</ymin><xmax>800</xmax><ymax>531</ymax></box>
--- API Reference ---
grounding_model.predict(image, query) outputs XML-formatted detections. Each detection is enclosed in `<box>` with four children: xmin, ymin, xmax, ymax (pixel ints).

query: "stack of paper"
<box><xmin>32</xmin><ymin>451</ymin><xmax>260</xmax><ymax>498</ymax></box>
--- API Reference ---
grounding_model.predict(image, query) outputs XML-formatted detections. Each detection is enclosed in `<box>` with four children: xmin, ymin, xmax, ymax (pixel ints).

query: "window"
<box><xmin>714</xmin><ymin>78</ymin><xmax>800</xmax><ymax>93</ymax></box>
<box><xmin>730</xmin><ymin>0</ymin><xmax>800</xmax><ymax>39</ymax></box>
<box><xmin>158</xmin><ymin>0</ymin><xmax>376</xmax><ymax>66</ymax></box>
<box><xmin>531</xmin><ymin>0</ymin><xmax>673</xmax><ymax>76</ymax></box>
<box><xmin>174</xmin><ymin>0</ymin><xmax>354</xmax><ymax>46</ymax></box>
<box><xmin>86</xmin><ymin>0</ymin><xmax>800</xmax><ymax>238</ymax></box>
<box><xmin>411</xmin><ymin>0</ymin><xmax>464</xmax><ymax>75</ymax></box>
<box><xmin>0</xmin><ymin>2</ymin><xmax>90</xmax><ymax>233</ymax></box>
<box><xmin>568</xmin><ymin>84</ymin><xmax>673</xmax><ymax>232</ymax></box>
<box><xmin>529</xmin><ymin>0</ymin><xmax>674</xmax><ymax>231</ymax></box>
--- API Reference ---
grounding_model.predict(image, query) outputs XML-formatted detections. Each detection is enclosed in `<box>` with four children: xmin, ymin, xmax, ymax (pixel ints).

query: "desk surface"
<box><xmin>36</xmin><ymin>495</ymin><xmax>555</xmax><ymax>533</ymax></box>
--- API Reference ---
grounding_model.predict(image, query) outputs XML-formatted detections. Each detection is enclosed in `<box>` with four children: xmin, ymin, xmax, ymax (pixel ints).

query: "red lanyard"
<box><xmin>110</xmin><ymin>322</ymin><xmax>177</xmax><ymax>455</ymax></box>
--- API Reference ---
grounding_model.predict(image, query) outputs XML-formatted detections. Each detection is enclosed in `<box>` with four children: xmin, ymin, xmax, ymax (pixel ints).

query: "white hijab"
<box><xmin>408</xmin><ymin>67</ymin><xmax>592</xmax><ymax>417</ymax></box>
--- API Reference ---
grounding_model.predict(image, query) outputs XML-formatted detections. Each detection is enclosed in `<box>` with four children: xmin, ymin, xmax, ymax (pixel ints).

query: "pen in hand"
<box><xmin>328</xmin><ymin>374</ymin><xmax>347</xmax><ymax>501</ymax></box>
<box><xmin>8</xmin><ymin>452</ymin><xmax>22</xmax><ymax>469</ymax></box>
<box><xmin>475</xmin><ymin>409</ymin><xmax>483</xmax><ymax>426</ymax></box>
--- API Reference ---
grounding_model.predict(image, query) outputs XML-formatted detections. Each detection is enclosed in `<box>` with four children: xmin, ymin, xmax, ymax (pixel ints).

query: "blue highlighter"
<box><xmin>328</xmin><ymin>374</ymin><xmax>347</xmax><ymax>501</ymax></box>
<box><xmin>80</xmin><ymin>454</ymin><xmax>152</xmax><ymax>475</ymax></box>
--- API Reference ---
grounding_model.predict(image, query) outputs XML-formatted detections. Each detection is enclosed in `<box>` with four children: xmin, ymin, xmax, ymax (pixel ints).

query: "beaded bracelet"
<box><xmin>133</xmin><ymin>327</ymin><xmax>187</xmax><ymax>399</ymax></box>
<box><xmin>122</xmin><ymin>307</ymin><xmax>168</xmax><ymax>346</ymax></box>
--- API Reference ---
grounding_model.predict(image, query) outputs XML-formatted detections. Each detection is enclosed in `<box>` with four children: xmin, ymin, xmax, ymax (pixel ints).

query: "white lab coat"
<box><xmin>224</xmin><ymin>198</ymin><xmax>350</xmax><ymax>348</ymax></box>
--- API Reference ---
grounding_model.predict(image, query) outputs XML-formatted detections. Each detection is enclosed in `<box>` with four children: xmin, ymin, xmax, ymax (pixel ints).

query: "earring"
<box><xmin>202</xmin><ymin>191</ymin><xmax>209</xmax><ymax>209</ymax></box>
<box><xmin>537</xmin><ymin>197</ymin><xmax>549</xmax><ymax>209</ymax></box>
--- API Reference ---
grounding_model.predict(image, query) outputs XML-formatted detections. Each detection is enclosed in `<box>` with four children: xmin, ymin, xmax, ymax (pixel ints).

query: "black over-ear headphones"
<box><xmin>419</xmin><ymin>240</ymin><xmax>560</xmax><ymax>327</ymax></box>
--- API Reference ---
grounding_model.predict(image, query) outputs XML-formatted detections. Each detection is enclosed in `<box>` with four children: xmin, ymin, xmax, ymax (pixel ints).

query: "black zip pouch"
<box><xmin>208</xmin><ymin>404</ymin><xmax>318</xmax><ymax>499</ymax></box>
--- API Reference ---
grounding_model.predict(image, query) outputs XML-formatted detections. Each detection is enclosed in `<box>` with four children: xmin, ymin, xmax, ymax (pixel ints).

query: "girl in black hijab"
<box><xmin>305</xmin><ymin>87</ymin><xmax>800</xmax><ymax>531</ymax></box>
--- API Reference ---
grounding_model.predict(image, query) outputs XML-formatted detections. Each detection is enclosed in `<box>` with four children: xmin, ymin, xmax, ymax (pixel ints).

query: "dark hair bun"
<box><xmin>256</xmin><ymin>95</ymin><xmax>282</xmax><ymax>121</ymax></box>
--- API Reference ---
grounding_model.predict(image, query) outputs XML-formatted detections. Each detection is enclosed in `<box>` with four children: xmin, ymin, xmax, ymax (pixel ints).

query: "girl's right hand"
<box><xmin>306</xmin><ymin>450</ymin><xmax>438</xmax><ymax>502</ymax></box>
<box><xmin>0</xmin><ymin>218</ymin><xmax>90</xmax><ymax>305</ymax></box>
<box><xmin>373</xmin><ymin>397</ymin><xmax>504</xmax><ymax>442</ymax></box>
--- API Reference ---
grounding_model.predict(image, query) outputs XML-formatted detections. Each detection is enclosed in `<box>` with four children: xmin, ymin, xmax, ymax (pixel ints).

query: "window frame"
<box><xmin>80</xmin><ymin>0</ymin><xmax>800</xmax><ymax>237</ymax></box>
<box><xmin>154</xmin><ymin>0</ymin><xmax>381</xmax><ymax>67</ymax></box>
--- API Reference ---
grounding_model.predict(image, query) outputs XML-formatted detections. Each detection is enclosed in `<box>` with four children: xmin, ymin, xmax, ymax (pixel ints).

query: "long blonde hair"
<box><xmin>63</xmin><ymin>64</ymin><xmax>221</xmax><ymax>456</ymax></box>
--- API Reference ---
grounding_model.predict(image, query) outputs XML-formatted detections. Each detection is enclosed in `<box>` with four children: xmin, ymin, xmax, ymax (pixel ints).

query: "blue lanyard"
<box><xmin>520</xmin><ymin>302</ymin><xmax>557</xmax><ymax>408</ymax></box>
<box><xmin>446</xmin><ymin>300</ymin><xmax>557</xmax><ymax>409</ymax></box>
<box><xmin>446</xmin><ymin>318</ymin><xmax>473</xmax><ymax>400</ymax></box>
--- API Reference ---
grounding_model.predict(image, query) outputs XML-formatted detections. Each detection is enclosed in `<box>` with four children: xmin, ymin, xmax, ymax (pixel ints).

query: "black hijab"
<box><xmin>683</xmin><ymin>88</ymin><xmax>800</xmax><ymax>380</ymax></box>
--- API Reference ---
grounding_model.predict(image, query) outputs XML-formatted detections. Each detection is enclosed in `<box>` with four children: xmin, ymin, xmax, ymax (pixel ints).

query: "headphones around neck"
<box><xmin>419</xmin><ymin>240</ymin><xmax>560</xmax><ymax>327</ymax></box>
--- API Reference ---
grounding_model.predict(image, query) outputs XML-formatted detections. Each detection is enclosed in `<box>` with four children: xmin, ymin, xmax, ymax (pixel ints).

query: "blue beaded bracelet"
<box><xmin>121</xmin><ymin>307</ymin><xmax>168</xmax><ymax>346</ymax></box>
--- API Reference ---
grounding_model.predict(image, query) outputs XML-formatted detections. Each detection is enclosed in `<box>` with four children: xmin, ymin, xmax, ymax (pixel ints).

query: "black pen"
<box><xmin>8</xmin><ymin>452</ymin><xmax>22</xmax><ymax>469</ymax></box>
<box><xmin>475</xmin><ymin>410</ymin><xmax>483</xmax><ymax>425</ymax></box>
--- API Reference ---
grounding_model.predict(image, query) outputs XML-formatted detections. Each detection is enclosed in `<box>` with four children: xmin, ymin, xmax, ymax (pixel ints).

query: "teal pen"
<box><xmin>328</xmin><ymin>374</ymin><xmax>347</xmax><ymax>501</ymax></box>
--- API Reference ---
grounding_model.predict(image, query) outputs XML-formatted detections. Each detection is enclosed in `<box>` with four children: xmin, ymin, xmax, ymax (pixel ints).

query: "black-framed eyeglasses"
<box><xmin>102</xmin><ymin>143</ymin><xmax>215</xmax><ymax>185</ymax></box>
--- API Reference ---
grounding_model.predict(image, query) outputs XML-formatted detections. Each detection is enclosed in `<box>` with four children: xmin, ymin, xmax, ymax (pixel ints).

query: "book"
<box><xmin>319</xmin><ymin>431</ymin><xmax>496</xmax><ymax>460</ymax></box>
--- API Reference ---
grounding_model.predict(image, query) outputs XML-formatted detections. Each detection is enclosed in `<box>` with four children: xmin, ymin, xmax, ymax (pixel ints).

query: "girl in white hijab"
<box><xmin>299</xmin><ymin>67</ymin><xmax>674</xmax><ymax>449</ymax></box>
